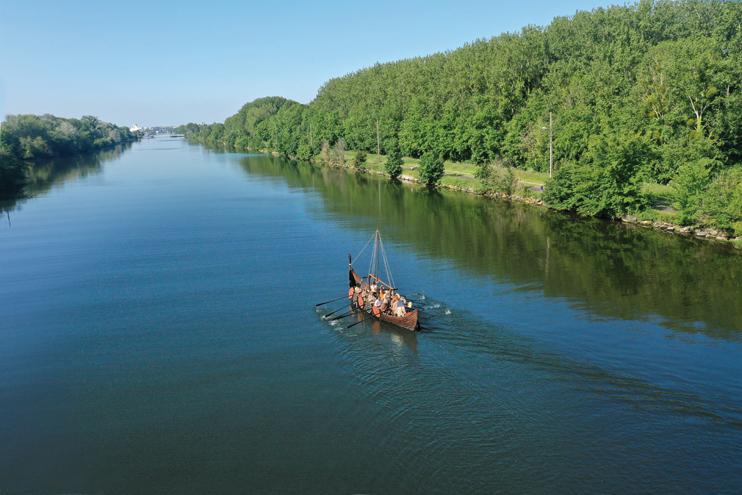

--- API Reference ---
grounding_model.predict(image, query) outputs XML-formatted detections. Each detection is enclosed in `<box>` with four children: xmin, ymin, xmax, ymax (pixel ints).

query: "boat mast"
<box><xmin>375</xmin><ymin>229</ymin><xmax>380</xmax><ymax>284</ymax></box>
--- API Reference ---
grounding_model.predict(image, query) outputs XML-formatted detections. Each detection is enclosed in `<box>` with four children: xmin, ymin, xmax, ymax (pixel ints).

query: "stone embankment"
<box><xmin>620</xmin><ymin>216</ymin><xmax>741</xmax><ymax>246</ymax></box>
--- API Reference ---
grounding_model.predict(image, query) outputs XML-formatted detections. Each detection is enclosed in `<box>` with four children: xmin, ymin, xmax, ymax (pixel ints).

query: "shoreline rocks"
<box><xmin>619</xmin><ymin>216</ymin><xmax>740</xmax><ymax>247</ymax></box>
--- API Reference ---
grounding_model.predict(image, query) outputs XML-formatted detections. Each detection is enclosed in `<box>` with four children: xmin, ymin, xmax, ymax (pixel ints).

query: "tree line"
<box><xmin>1</xmin><ymin>114</ymin><xmax>136</xmax><ymax>194</ymax></box>
<box><xmin>180</xmin><ymin>0</ymin><xmax>742</xmax><ymax>235</ymax></box>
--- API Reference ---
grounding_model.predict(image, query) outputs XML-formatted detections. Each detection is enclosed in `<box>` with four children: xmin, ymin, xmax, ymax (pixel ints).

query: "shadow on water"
<box><xmin>228</xmin><ymin>151</ymin><xmax>742</xmax><ymax>343</ymax></box>
<box><xmin>316</xmin><ymin>305</ymin><xmax>419</xmax><ymax>354</ymax></box>
<box><xmin>0</xmin><ymin>143</ymin><xmax>132</xmax><ymax>217</ymax></box>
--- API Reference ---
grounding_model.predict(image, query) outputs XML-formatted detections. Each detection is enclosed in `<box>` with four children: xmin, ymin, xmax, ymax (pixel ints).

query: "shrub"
<box><xmin>384</xmin><ymin>140</ymin><xmax>403</xmax><ymax>179</ymax></box>
<box><xmin>320</xmin><ymin>140</ymin><xmax>330</xmax><ymax>162</ymax></box>
<box><xmin>476</xmin><ymin>158</ymin><xmax>518</xmax><ymax>196</ymax></box>
<box><xmin>297</xmin><ymin>144</ymin><xmax>312</xmax><ymax>160</ymax></box>
<box><xmin>670</xmin><ymin>158</ymin><xmax>712</xmax><ymax>225</ymax></box>
<box><xmin>418</xmin><ymin>151</ymin><xmax>445</xmax><ymax>186</ymax></box>
<box><xmin>353</xmin><ymin>149</ymin><xmax>367</xmax><ymax>169</ymax></box>
<box><xmin>701</xmin><ymin>169</ymin><xmax>742</xmax><ymax>235</ymax></box>
<box><xmin>544</xmin><ymin>132</ymin><xmax>651</xmax><ymax>218</ymax></box>
<box><xmin>332</xmin><ymin>139</ymin><xmax>346</xmax><ymax>166</ymax></box>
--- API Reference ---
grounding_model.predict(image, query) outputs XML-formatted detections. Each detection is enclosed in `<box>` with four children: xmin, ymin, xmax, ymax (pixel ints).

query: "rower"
<box><xmin>373</xmin><ymin>296</ymin><xmax>382</xmax><ymax>317</ymax></box>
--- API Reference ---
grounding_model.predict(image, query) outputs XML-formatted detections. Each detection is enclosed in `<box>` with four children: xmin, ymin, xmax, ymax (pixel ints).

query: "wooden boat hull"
<box><xmin>350</xmin><ymin>267</ymin><xmax>419</xmax><ymax>331</ymax></box>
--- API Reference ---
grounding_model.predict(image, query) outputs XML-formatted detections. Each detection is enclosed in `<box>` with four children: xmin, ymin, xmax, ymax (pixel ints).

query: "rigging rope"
<box><xmin>379</xmin><ymin>236</ymin><xmax>395</xmax><ymax>290</ymax></box>
<box><xmin>353</xmin><ymin>232</ymin><xmax>376</xmax><ymax>265</ymax></box>
<box><xmin>368</xmin><ymin>230</ymin><xmax>378</xmax><ymax>282</ymax></box>
<box><xmin>355</xmin><ymin>230</ymin><xmax>396</xmax><ymax>291</ymax></box>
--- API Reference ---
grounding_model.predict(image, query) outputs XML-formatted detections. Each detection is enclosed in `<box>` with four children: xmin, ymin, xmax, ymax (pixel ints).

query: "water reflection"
<box><xmin>225</xmin><ymin>150</ymin><xmax>742</xmax><ymax>342</ymax></box>
<box><xmin>318</xmin><ymin>306</ymin><xmax>419</xmax><ymax>354</ymax></box>
<box><xmin>0</xmin><ymin>143</ymin><xmax>132</xmax><ymax>215</ymax></box>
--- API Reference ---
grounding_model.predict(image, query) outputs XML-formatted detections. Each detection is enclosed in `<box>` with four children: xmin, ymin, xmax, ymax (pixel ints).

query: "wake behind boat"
<box><xmin>347</xmin><ymin>229</ymin><xmax>419</xmax><ymax>331</ymax></box>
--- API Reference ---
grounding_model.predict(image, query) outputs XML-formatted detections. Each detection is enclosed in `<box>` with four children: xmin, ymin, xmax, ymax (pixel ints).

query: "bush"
<box><xmin>332</xmin><ymin>139</ymin><xmax>346</xmax><ymax>166</ymax></box>
<box><xmin>297</xmin><ymin>144</ymin><xmax>312</xmax><ymax>160</ymax></box>
<box><xmin>701</xmin><ymin>169</ymin><xmax>742</xmax><ymax>235</ymax></box>
<box><xmin>384</xmin><ymin>140</ymin><xmax>403</xmax><ymax>179</ymax></box>
<box><xmin>418</xmin><ymin>151</ymin><xmax>445</xmax><ymax>186</ymax></box>
<box><xmin>353</xmin><ymin>150</ymin><xmax>367</xmax><ymax>169</ymax></box>
<box><xmin>249</xmin><ymin>137</ymin><xmax>263</xmax><ymax>150</ymax></box>
<box><xmin>476</xmin><ymin>158</ymin><xmax>518</xmax><ymax>195</ymax></box>
<box><xmin>544</xmin><ymin>132</ymin><xmax>651</xmax><ymax>218</ymax></box>
<box><xmin>320</xmin><ymin>140</ymin><xmax>330</xmax><ymax>162</ymax></box>
<box><xmin>670</xmin><ymin>158</ymin><xmax>712</xmax><ymax>225</ymax></box>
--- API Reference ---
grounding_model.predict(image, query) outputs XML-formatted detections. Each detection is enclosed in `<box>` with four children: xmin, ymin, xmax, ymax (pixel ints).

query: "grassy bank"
<box><xmin>328</xmin><ymin>148</ymin><xmax>738</xmax><ymax>246</ymax></box>
<box><xmin>211</xmin><ymin>137</ymin><xmax>739</xmax><ymax>247</ymax></box>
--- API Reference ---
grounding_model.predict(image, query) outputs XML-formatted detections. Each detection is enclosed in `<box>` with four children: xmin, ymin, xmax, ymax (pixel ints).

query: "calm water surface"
<box><xmin>1</xmin><ymin>137</ymin><xmax>741</xmax><ymax>494</ymax></box>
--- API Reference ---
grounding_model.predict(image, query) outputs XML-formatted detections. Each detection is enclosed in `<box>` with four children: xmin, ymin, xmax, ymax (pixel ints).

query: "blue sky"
<box><xmin>2</xmin><ymin>0</ymin><xmax>616</xmax><ymax>127</ymax></box>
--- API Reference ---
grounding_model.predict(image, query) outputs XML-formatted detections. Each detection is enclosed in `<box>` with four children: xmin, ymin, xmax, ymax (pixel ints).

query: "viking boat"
<box><xmin>348</xmin><ymin>229</ymin><xmax>419</xmax><ymax>331</ymax></box>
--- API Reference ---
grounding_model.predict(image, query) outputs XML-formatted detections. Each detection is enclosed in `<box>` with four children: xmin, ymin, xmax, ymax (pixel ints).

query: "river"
<box><xmin>1</xmin><ymin>136</ymin><xmax>741</xmax><ymax>494</ymax></box>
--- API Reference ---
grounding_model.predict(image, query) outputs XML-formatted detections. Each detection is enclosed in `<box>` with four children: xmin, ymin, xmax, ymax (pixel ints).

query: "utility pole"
<box><xmin>376</xmin><ymin>119</ymin><xmax>380</xmax><ymax>164</ymax></box>
<box><xmin>549</xmin><ymin>112</ymin><xmax>553</xmax><ymax>178</ymax></box>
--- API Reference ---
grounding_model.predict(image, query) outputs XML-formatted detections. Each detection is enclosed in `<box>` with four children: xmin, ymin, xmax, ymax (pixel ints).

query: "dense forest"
<box><xmin>0</xmin><ymin>114</ymin><xmax>136</xmax><ymax>194</ymax></box>
<box><xmin>181</xmin><ymin>0</ymin><xmax>742</xmax><ymax>235</ymax></box>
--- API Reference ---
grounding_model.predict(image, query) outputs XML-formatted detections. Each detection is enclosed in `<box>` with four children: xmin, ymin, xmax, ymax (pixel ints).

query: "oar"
<box><xmin>347</xmin><ymin>314</ymin><xmax>375</xmax><ymax>328</ymax></box>
<box><xmin>324</xmin><ymin>304</ymin><xmax>351</xmax><ymax>318</ymax></box>
<box><xmin>331</xmin><ymin>310</ymin><xmax>356</xmax><ymax>321</ymax></box>
<box><xmin>316</xmin><ymin>295</ymin><xmax>350</xmax><ymax>307</ymax></box>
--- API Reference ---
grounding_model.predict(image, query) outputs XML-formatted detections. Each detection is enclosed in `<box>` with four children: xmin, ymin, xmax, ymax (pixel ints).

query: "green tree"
<box><xmin>297</xmin><ymin>144</ymin><xmax>313</xmax><ymax>160</ymax></box>
<box><xmin>701</xmin><ymin>168</ymin><xmax>742</xmax><ymax>235</ymax></box>
<box><xmin>671</xmin><ymin>157</ymin><xmax>712</xmax><ymax>225</ymax></box>
<box><xmin>384</xmin><ymin>140</ymin><xmax>403</xmax><ymax>179</ymax></box>
<box><xmin>192</xmin><ymin>0</ymin><xmax>742</xmax><ymax>223</ymax></box>
<box><xmin>418</xmin><ymin>151</ymin><xmax>445</xmax><ymax>186</ymax></box>
<box><xmin>545</xmin><ymin>132</ymin><xmax>651</xmax><ymax>218</ymax></box>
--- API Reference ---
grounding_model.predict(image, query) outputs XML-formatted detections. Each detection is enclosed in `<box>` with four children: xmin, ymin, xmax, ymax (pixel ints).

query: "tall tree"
<box><xmin>385</xmin><ymin>139</ymin><xmax>404</xmax><ymax>179</ymax></box>
<box><xmin>418</xmin><ymin>152</ymin><xmax>445</xmax><ymax>186</ymax></box>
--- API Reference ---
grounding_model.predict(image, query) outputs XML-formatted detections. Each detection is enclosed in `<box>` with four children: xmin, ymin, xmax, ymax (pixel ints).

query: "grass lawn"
<box><xmin>516</xmin><ymin>169</ymin><xmax>550</xmax><ymax>185</ymax></box>
<box><xmin>342</xmin><ymin>149</ymin><xmax>551</xmax><ymax>187</ymax></box>
<box><xmin>642</xmin><ymin>182</ymin><xmax>677</xmax><ymax>203</ymax></box>
<box><xmin>336</xmin><ymin>149</ymin><xmax>689</xmax><ymax>222</ymax></box>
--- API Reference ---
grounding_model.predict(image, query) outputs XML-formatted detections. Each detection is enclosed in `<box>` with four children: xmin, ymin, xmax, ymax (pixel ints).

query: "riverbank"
<box><xmin>202</xmin><ymin>138</ymin><xmax>742</xmax><ymax>250</ymax></box>
<box><xmin>1</xmin><ymin>137</ymin><xmax>140</xmax><ymax>197</ymax></box>
<box><xmin>1</xmin><ymin>114</ymin><xmax>139</xmax><ymax>193</ymax></box>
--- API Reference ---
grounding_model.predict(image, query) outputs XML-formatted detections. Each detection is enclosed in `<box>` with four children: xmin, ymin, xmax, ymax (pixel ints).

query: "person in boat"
<box><xmin>349</xmin><ymin>286</ymin><xmax>358</xmax><ymax>308</ymax></box>
<box><xmin>373</xmin><ymin>295</ymin><xmax>383</xmax><ymax>317</ymax></box>
<box><xmin>380</xmin><ymin>295</ymin><xmax>388</xmax><ymax>314</ymax></box>
<box><xmin>393</xmin><ymin>294</ymin><xmax>406</xmax><ymax>317</ymax></box>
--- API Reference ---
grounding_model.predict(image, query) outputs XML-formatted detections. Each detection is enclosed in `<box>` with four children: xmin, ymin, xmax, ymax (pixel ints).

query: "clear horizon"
<box><xmin>3</xmin><ymin>0</ymin><xmax>615</xmax><ymax>128</ymax></box>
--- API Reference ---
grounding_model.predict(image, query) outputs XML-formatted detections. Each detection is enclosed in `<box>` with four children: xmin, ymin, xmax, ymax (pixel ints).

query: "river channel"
<box><xmin>1</xmin><ymin>136</ymin><xmax>741</xmax><ymax>494</ymax></box>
